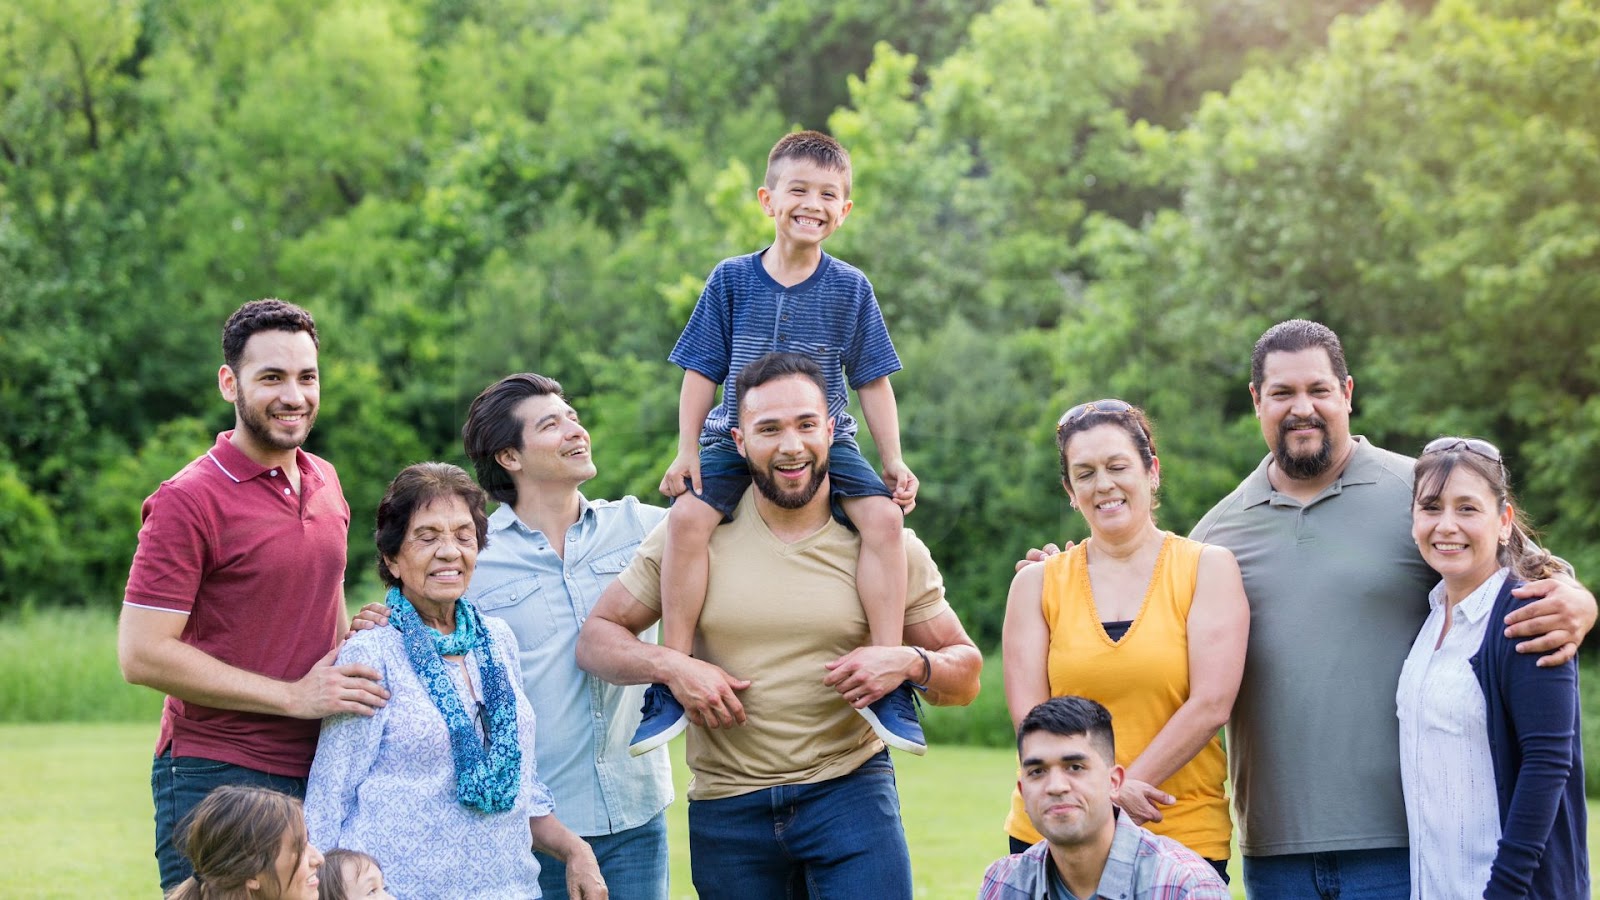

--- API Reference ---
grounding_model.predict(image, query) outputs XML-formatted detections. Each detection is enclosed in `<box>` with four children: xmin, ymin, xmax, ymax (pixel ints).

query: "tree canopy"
<box><xmin>3</xmin><ymin>0</ymin><xmax>1596</xmax><ymax>645</ymax></box>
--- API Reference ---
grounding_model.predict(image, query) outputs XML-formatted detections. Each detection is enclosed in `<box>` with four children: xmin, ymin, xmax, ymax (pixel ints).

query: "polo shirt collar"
<box><xmin>488</xmin><ymin>493</ymin><xmax>594</xmax><ymax>536</ymax></box>
<box><xmin>1240</xmin><ymin>435</ymin><xmax>1380</xmax><ymax>508</ymax></box>
<box><xmin>204</xmin><ymin>431</ymin><xmax>324</xmax><ymax>485</ymax></box>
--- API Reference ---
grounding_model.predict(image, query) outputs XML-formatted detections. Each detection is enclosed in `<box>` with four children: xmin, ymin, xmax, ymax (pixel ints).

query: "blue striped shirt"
<box><xmin>669</xmin><ymin>250</ymin><xmax>901</xmax><ymax>447</ymax></box>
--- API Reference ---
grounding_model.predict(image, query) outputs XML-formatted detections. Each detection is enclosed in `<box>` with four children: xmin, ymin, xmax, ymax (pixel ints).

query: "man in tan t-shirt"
<box><xmin>577</xmin><ymin>352</ymin><xmax>982</xmax><ymax>900</ymax></box>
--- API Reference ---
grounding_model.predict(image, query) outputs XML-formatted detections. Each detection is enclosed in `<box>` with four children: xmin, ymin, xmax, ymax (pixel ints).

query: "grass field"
<box><xmin>3</xmin><ymin>610</ymin><xmax>1596</xmax><ymax>897</ymax></box>
<box><xmin>0</xmin><ymin>723</ymin><xmax>1039</xmax><ymax>900</ymax></box>
<box><xmin>7</xmin><ymin>723</ymin><xmax>1600</xmax><ymax>900</ymax></box>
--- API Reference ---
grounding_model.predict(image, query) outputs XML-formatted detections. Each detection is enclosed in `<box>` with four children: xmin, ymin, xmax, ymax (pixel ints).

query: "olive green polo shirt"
<box><xmin>1191</xmin><ymin>437</ymin><xmax>1436</xmax><ymax>856</ymax></box>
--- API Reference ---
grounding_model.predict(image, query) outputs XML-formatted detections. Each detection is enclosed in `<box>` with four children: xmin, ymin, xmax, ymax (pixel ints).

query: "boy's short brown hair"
<box><xmin>765</xmin><ymin>130</ymin><xmax>852</xmax><ymax>197</ymax></box>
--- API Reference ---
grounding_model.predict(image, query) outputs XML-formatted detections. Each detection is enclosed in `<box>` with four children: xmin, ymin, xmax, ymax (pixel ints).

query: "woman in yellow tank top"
<box><xmin>1001</xmin><ymin>399</ymin><xmax>1249</xmax><ymax>882</ymax></box>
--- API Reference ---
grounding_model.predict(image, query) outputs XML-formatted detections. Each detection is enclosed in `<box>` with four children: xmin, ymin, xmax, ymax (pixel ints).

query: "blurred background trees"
<box><xmin>4</xmin><ymin>0</ymin><xmax>1596</xmax><ymax>645</ymax></box>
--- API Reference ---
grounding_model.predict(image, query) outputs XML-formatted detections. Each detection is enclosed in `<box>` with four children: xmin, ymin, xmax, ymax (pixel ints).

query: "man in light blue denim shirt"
<box><xmin>461</xmin><ymin>372</ymin><xmax>673</xmax><ymax>900</ymax></box>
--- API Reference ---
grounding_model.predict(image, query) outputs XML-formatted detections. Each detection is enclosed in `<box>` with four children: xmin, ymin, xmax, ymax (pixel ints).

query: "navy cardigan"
<box><xmin>1470</xmin><ymin>577</ymin><xmax>1589</xmax><ymax>899</ymax></box>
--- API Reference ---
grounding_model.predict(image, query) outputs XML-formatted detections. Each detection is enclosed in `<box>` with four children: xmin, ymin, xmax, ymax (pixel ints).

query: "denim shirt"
<box><xmin>467</xmin><ymin>495</ymin><xmax>672</xmax><ymax>836</ymax></box>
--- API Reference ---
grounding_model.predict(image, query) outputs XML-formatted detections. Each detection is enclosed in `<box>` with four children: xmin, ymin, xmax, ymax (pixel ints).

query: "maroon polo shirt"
<box><xmin>124</xmin><ymin>431</ymin><xmax>349</xmax><ymax>777</ymax></box>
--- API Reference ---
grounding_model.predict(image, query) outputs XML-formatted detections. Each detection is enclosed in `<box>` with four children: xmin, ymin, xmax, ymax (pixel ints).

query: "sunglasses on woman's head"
<box><xmin>1057</xmin><ymin>399</ymin><xmax>1133</xmax><ymax>432</ymax></box>
<box><xmin>1422</xmin><ymin>436</ymin><xmax>1502</xmax><ymax>463</ymax></box>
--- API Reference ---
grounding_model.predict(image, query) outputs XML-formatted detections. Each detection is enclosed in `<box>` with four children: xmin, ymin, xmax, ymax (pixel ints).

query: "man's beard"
<box><xmin>750</xmin><ymin>456</ymin><xmax>829</xmax><ymax>509</ymax></box>
<box><xmin>236</xmin><ymin>395</ymin><xmax>315</xmax><ymax>453</ymax></box>
<box><xmin>1274</xmin><ymin>415</ymin><xmax>1333</xmax><ymax>480</ymax></box>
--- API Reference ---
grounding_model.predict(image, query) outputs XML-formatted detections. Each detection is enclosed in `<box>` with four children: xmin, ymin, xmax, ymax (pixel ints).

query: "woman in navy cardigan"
<box><xmin>1396</xmin><ymin>437</ymin><xmax>1587</xmax><ymax>899</ymax></box>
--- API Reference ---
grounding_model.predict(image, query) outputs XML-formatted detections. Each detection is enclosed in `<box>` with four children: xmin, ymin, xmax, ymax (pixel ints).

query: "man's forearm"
<box><xmin>918</xmin><ymin>641</ymin><xmax>982</xmax><ymax>707</ymax></box>
<box><xmin>576</xmin><ymin>615</ymin><xmax>683</xmax><ymax>686</ymax></box>
<box><xmin>120</xmin><ymin>628</ymin><xmax>299</xmax><ymax>717</ymax></box>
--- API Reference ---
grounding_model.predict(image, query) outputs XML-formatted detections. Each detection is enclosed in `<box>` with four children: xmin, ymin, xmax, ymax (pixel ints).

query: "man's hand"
<box><xmin>668</xmin><ymin>657</ymin><xmax>751</xmax><ymax>729</ymax></box>
<box><xmin>1014</xmin><ymin>542</ymin><xmax>1068</xmax><ymax>573</ymax></box>
<box><xmin>658</xmin><ymin>450</ymin><xmax>700</xmax><ymax>499</ymax></box>
<box><xmin>345</xmin><ymin>601</ymin><xmax>390</xmax><ymax>638</ymax></box>
<box><xmin>882</xmin><ymin>459</ymin><xmax>918</xmax><ymax>515</ymax></box>
<box><xmin>1114</xmin><ymin>777</ymin><xmax>1174</xmax><ymax>826</ymax></box>
<box><xmin>284</xmin><ymin>648</ymin><xmax>389</xmax><ymax>719</ymax></box>
<box><xmin>1507</xmin><ymin>575</ymin><xmax>1597</xmax><ymax>667</ymax></box>
<box><xmin>823</xmin><ymin>646</ymin><xmax>915</xmax><ymax>708</ymax></box>
<box><xmin>563</xmin><ymin>843</ymin><xmax>608</xmax><ymax>900</ymax></box>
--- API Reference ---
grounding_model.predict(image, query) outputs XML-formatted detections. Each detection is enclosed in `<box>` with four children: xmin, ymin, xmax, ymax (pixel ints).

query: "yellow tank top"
<box><xmin>1003</xmin><ymin>533</ymin><xmax>1231</xmax><ymax>860</ymax></box>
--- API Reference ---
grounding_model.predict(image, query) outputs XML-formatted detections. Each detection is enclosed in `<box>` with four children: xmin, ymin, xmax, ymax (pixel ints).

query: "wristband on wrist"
<box><xmin>911</xmin><ymin>646</ymin><xmax>932</xmax><ymax>689</ymax></box>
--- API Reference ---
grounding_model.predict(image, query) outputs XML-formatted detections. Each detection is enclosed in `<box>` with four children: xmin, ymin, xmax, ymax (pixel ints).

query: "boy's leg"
<box><xmin>828</xmin><ymin>442</ymin><xmax>924</xmax><ymax>755</ymax></box>
<box><xmin>659</xmin><ymin>494</ymin><xmax>724</xmax><ymax>656</ymax></box>
<box><xmin>838</xmin><ymin>494</ymin><xmax>906</xmax><ymax>648</ymax></box>
<box><xmin>631</xmin><ymin>444</ymin><xmax>748</xmax><ymax>757</ymax></box>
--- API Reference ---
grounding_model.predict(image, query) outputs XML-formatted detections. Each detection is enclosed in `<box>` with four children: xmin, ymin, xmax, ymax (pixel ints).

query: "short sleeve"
<box><xmin>668</xmin><ymin>262</ymin><xmax>734</xmax><ymax>382</ymax></box>
<box><xmin>616</xmin><ymin>521</ymin><xmax>668</xmax><ymax>612</ymax></box>
<box><xmin>902</xmin><ymin>531</ymin><xmax>951</xmax><ymax>627</ymax></box>
<box><xmin>123</xmin><ymin>485</ymin><xmax>209</xmax><ymax>613</ymax></box>
<box><xmin>840</xmin><ymin>276</ymin><xmax>901</xmax><ymax>389</ymax></box>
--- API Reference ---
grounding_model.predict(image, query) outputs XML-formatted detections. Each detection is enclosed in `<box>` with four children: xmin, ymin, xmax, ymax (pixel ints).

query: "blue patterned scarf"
<box><xmin>386</xmin><ymin>587</ymin><xmax>522</xmax><ymax>813</ymax></box>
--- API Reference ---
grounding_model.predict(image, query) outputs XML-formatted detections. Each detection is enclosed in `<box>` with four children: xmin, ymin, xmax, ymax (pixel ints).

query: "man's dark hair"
<box><xmin>765</xmin><ymin>130</ymin><xmax>852</xmax><ymax>196</ymax></box>
<box><xmin>461</xmin><ymin>373</ymin><xmax>566</xmax><ymax>505</ymax></box>
<box><xmin>1017</xmin><ymin>696</ymin><xmax>1116</xmax><ymax>765</ymax></box>
<box><xmin>734</xmin><ymin>352</ymin><xmax>829</xmax><ymax>418</ymax></box>
<box><xmin>221</xmin><ymin>299</ymin><xmax>319</xmax><ymax>372</ymax></box>
<box><xmin>373</xmin><ymin>462</ymin><xmax>489</xmax><ymax>588</ymax></box>
<box><xmin>1249</xmin><ymin>319</ymin><xmax>1349</xmax><ymax>391</ymax></box>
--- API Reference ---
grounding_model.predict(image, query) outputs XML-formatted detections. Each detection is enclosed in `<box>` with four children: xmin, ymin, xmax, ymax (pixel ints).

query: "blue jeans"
<box><xmin>537</xmin><ymin>811</ymin><xmax>669</xmax><ymax>900</ymax></box>
<box><xmin>1243</xmin><ymin>848</ymin><xmax>1409</xmax><ymax>899</ymax></box>
<box><xmin>151</xmin><ymin>751</ymin><xmax>307</xmax><ymax>890</ymax></box>
<box><xmin>688</xmin><ymin>751</ymin><xmax>912</xmax><ymax>900</ymax></box>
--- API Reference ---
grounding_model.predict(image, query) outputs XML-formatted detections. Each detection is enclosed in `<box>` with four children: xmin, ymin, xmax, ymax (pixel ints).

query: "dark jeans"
<box><xmin>151</xmin><ymin>751</ymin><xmax>306</xmax><ymax>890</ymax></box>
<box><xmin>537</xmin><ymin>811</ymin><xmax>669</xmax><ymax>900</ymax></box>
<box><xmin>688</xmin><ymin>751</ymin><xmax>912</xmax><ymax>900</ymax></box>
<box><xmin>1242</xmin><ymin>848</ymin><xmax>1409</xmax><ymax>900</ymax></box>
<box><xmin>1007</xmin><ymin>836</ymin><xmax>1231</xmax><ymax>884</ymax></box>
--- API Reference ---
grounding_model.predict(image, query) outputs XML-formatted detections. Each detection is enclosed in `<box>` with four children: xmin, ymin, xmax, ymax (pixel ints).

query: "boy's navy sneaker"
<box><xmin>857</xmin><ymin>681</ymin><xmax>927</xmax><ymax>755</ymax></box>
<box><xmin>629</xmin><ymin>683</ymin><xmax>688</xmax><ymax>757</ymax></box>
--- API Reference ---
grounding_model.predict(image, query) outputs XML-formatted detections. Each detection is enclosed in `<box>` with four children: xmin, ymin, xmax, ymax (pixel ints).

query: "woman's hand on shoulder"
<box><xmin>1114</xmin><ymin>777</ymin><xmax>1174</xmax><ymax>826</ymax></box>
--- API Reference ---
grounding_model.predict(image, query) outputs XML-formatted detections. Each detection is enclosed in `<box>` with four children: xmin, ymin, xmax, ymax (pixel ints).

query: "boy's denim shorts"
<box><xmin>684</xmin><ymin>437</ymin><xmax>891</xmax><ymax>527</ymax></box>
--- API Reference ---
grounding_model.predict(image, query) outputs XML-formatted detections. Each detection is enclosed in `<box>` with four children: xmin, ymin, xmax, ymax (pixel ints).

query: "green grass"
<box><xmin>0</xmin><ymin>607</ymin><xmax>162</xmax><ymax>723</ymax></box>
<box><xmin>7</xmin><ymin>723</ymin><xmax>1600</xmax><ymax>899</ymax></box>
<box><xmin>0</xmin><ymin>723</ymin><xmax>1031</xmax><ymax>900</ymax></box>
<box><xmin>4</xmin><ymin>610</ymin><xmax>1597</xmax><ymax>897</ymax></box>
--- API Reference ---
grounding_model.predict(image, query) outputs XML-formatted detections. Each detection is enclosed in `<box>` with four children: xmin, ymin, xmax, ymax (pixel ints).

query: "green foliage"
<box><xmin>0</xmin><ymin>459</ymin><xmax>67</xmax><ymax>611</ymax></box>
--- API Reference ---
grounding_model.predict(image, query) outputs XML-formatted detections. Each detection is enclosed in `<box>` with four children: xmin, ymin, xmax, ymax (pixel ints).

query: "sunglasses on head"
<box><xmin>1422</xmin><ymin>436</ymin><xmax>1502</xmax><ymax>463</ymax></box>
<box><xmin>1057</xmin><ymin>399</ymin><xmax>1133</xmax><ymax>432</ymax></box>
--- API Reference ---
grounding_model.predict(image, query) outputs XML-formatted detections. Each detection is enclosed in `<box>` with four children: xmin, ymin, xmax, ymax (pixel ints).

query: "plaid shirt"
<box><xmin>978</xmin><ymin>813</ymin><xmax>1229</xmax><ymax>900</ymax></box>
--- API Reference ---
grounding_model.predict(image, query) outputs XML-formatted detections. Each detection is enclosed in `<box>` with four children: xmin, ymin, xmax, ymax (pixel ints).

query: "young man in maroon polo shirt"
<box><xmin>118</xmin><ymin>299</ymin><xmax>390</xmax><ymax>891</ymax></box>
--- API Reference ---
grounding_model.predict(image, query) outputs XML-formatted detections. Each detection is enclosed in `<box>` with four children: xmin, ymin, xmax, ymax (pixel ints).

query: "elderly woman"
<box><xmin>1002</xmin><ymin>400</ymin><xmax>1249</xmax><ymax>880</ymax></box>
<box><xmin>1397</xmin><ymin>438</ymin><xmax>1587</xmax><ymax>899</ymax></box>
<box><xmin>305</xmin><ymin>463</ymin><xmax>604</xmax><ymax>899</ymax></box>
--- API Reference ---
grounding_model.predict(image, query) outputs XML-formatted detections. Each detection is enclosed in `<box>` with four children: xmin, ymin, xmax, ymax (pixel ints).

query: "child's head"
<box><xmin>168</xmin><ymin>786</ymin><xmax>323</xmax><ymax>900</ymax></box>
<box><xmin>319</xmin><ymin>849</ymin><xmax>394</xmax><ymax>900</ymax></box>
<box><xmin>760</xmin><ymin>131</ymin><xmax>855</xmax><ymax>249</ymax></box>
<box><xmin>764</xmin><ymin>131</ymin><xmax>853</xmax><ymax>198</ymax></box>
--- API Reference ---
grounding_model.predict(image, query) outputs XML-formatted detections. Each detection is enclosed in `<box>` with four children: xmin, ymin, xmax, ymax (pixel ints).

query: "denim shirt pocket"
<box><xmin>472</xmin><ymin>575</ymin><xmax>558</xmax><ymax>651</ymax></box>
<box><xmin>574</xmin><ymin>544</ymin><xmax>641</xmax><ymax>615</ymax></box>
